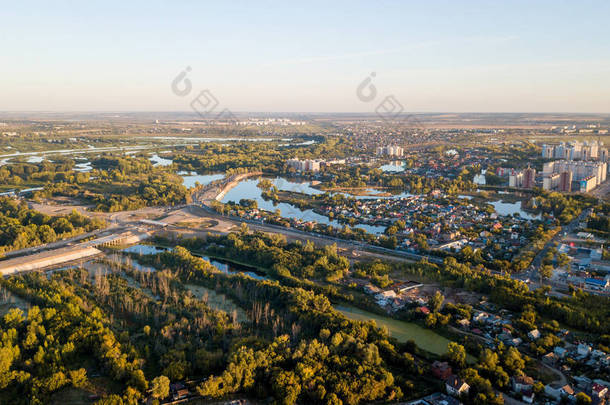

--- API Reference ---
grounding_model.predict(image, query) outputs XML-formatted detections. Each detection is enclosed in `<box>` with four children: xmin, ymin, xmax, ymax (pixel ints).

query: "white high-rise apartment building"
<box><xmin>376</xmin><ymin>145</ymin><xmax>404</xmax><ymax>157</ymax></box>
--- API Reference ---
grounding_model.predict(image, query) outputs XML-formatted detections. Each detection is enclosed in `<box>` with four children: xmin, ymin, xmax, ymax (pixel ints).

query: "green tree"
<box><xmin>539</xmin><ymin>264</ymin><xmax>553</xmax><ymax>280</ymax></box>
<box><xmin>447</xmin><ymin>342</ymin><xmax>467</xmax><ymax>368</ymax></box>
<box><xmin>428</xmin><ymin>291</ymin><xmax>445</xmax><ymax>313</ymax></box>
<box><xmin>151</xmin><ymin>375</ymin><xmax>170</xmax><ymax>400</ymax></box>
<box><xmin>69</xmin><ymin>368</ymin><xmax>87</xmax><ymax>388</ymax></box>
<box><xmin>502</xmin><ymin>347</ymin><xmax>525</xmax><ymax>375</ymax></box>
<box><xmin>575</xmin><ymin>392</ymin><xmax>592</xmax><ymax>405</ymax></box>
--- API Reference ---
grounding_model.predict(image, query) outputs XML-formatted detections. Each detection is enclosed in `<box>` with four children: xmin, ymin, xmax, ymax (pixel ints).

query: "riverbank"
<box><xmin>317</xmin><ymin>186</ymin><xmax>395</xmax><ymax>197</ymax></box>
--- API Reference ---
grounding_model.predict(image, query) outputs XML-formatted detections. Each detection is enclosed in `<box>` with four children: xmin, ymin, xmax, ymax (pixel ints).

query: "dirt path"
<box><xmin>541</xmin><ymin>362</ymin><xmax>567</xmax><ymax>386</ymax></box>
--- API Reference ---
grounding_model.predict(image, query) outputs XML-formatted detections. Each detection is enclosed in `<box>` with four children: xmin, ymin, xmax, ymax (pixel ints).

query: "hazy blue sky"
<box><xmin>1</xmin><ymin>0</ymin><xmax>609</xmax><ymax>112</ymax></box>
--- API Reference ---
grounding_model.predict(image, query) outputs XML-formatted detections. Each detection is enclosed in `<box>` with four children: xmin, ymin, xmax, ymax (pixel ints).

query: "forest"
<box><xmin>32</xmin><ymin>156</ymin><xmax>189</xmax><ymax>212</ymax></box>
<box><xmin>0</xmin><ymin>229</ymin><xmax>546</xmax><ymax>404</ymax></box>
<box><xmin>0</xmin><ymin>197</ymin><xmax>105</xmax><ymax>254</ymax></box>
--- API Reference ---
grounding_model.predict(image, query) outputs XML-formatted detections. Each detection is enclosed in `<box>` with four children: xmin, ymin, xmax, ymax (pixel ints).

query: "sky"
<box><xmin>1</xmin><ymin>0</ymin><xmax>609</xmax><ymax>113</ymax></box>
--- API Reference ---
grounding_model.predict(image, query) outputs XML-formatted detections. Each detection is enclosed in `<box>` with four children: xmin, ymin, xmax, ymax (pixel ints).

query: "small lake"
<box><xmin>0</xmin><ymin>287</ymin><xmax>30</xmax><ymax>316</ymax></box>
<box><xmin>335</xmin><ymin>305</ymin><xmax>453</xmax><ymax>356</ymax></box>
<box><xmin>490</xmin><ymin>200</ymin><xmax>540</xmax><ymax>220</ymax></box>
<box><xmin>178</xmin><ymin>171</ymin><xmax>224</xmax><ymax>188</ymax></box>
<box><xmin>380</xmin><ymin>161</ymin><xmax>406</xmax><ymax>173</ymax></box>
<box><xmin>74</xmin><ymin>159</ymin><xmax>92</xmax><ymax>172</ymax></box>
<box><xmin>185</xmin><ymin>284</ymin><xmax>248</xmax><ymax>322</ymax></box>
<box><xmin>149</xmin><ymin>153</ymin><xmax>173</xmax><ymax>167</ymax></box>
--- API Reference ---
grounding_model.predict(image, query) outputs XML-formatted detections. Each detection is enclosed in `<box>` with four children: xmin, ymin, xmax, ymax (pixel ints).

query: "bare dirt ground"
<box><xmin>30</xmin><ymin>197</ymin><xmax>97</xmax><ymax>217</ymax></box>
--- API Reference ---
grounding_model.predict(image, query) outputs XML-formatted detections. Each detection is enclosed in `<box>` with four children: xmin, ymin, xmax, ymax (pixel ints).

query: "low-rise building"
<box><xmin>512</xmin><ymin>375</ymin><xmax>534</xmax><ymax>393</ymax></box>
<box><xmin>545</xmin><ymin>384</ymin><xmax>575</xmax><ymax>400</ymax></box>
<box><xmin>406</xmin><ymin>392</ymin><xmax>463</xmax><ymax>405</ymax></box>
<box><xmin>431</xmin><ymin>361</ymin><xmax>453</xmax><ymax>380</ymax></box>
<box><xmin>521</xmin><ymin>390</ymin><xmax>535</xmax><ymax>404</ymax></box>
<box><xmin>543</xmin><ymin>352</ymin><xmax>559</xmax><ymax>365</ymax></box>
<box><xmin>445</xmin><ymin>375</ymin><xmax>470</xmax><ymax>397</ymax></box>
<box><xmin>528</xmin><ymin>329</ymin><xmax>541</xmax><ymax>340</ymax></box>
<box><xmin>554</xmin><ymin>346</ymin><xmax>568</xmax><ymax>358</ymax></box>
<box><xmin>375</xmin><ymin>290</ymin><xmax>397</xmax><ymax>305</ymax></box>
<box><xmin>457</xmin><ymin>319</ymin><xmax>470</xmax><ymax>328</ymax></box>
<box><xmin>577</xmin><ymin>343</ymin><xmax>592</xmax><ymax>357</ymax></box>
<box><xmin>591</xmin><ymin>383</ymin><xmax>608</xmax><ymax>399</ymax></box>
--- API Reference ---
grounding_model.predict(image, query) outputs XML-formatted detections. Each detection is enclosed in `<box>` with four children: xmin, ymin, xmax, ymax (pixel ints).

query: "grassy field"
<box><xmin>334</xmin><ymin>304</ymin><xmax>453</xmax><ymax>355</ymax></box>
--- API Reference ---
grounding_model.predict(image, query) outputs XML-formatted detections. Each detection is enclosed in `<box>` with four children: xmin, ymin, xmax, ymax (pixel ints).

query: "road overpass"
<box><xmin>0</xmin><ymin>230</ymin><xmax>151</xmax><ymax>276</ymax></box>
<box><xmin>0</xmin><ymin>245</ymin><xmax>102</xmax><ymax>275</ymax></box>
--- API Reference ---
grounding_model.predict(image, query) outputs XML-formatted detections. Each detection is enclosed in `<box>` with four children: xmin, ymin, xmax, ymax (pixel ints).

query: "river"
<box><xmin>218</xmin><ymin>175</ymin><xmax>539</xmax><ymax>234</ymax></box>
<box><xmin>122</xmin><ymin>244</ymin><xmax>268</xmax><ymax>280</ymax></box>
<box><xmin>221</xmin><ymin>178</ymin><xmax>387</xmax><ymax>234</ymax></box>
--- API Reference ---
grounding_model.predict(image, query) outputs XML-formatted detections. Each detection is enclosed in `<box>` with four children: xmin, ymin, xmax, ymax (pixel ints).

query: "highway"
<box><xmin>185</xmin><ymin>173</ymin><xmax>442</xmax><ymax>264</ymax></box>
<box><xmin>186</xmin><ymin>199</ymin><xmax>444</xmax><ymax>265</ymax></box>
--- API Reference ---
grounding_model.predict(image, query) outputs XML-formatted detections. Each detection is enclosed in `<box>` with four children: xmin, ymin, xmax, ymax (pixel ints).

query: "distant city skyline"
<box><xmin>1</xmin><ymin>1</ymin><xmax>610</xmax><ymax>113</ymax></box>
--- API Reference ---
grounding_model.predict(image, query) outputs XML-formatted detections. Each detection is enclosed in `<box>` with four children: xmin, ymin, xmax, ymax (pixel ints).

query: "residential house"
<box><xmin>561</xmin><ymin>385</ymin><xmax>575</xmax><ymax>398</ymax></box>
<box><xmin>591</xmin><ymin>383</ymin><xmax>608</xmax><ymax>399</ymax></box>
<box><xmin>472</xmin><ymin>311</ymin><xmax>489</xmax><ymax>323</ymax></box>
<box><xmin>364</xmin><ymin>284</ymin><xmax>381</xmax><ymax>295</ymax></box>
<box><xmin>431</xmin><ymin>361</ymin><xmax>453</xmax><ymax>380</ymax></box>
<box><xmin>578</xmin><ymin>344</ymin><xmax>592</xmax><ymax>358</ymax></box>
<box><xmin>375</xmin><ymin>290</ymin><xmax>397</xmax><ymax>305</ymax></box>
<box><xmin>391</xmin><ymin>281</ymin><xmax>424</xmax><ymax>293</ymax></box>
<box><xmin>169</xmin><ymin>383</ymin><xmax>189</xmax><ymax>401</ymax></box>
<box><xmin>510</xmin><ymin>337</ymin><xmax>523</xmax><ymax>347</ymax></box>
<box><xmin>445</xmin><ymin>375</ymin><xmax>470</xmax><ymax>397</ymax></box>
<box><xmin>406</xmin><ymin>392</ymin><xmax>462</xmax><ymax>405</ymax></box>
<box><xmin>418</xmin><ymin>306</ymin><xmax>431</xmax><ymax>315</ymax></box>
<box><xmin>574</xmin><ymin>376</ymin><xmax>592</xmax><ymax>391</ymax></box>
<box><xmin>457</xmin><ymin>319</ymin><xmax>470</xmax><ymax>328</ymax></box>
<box><xmin>512</xmin><ymin>375</ymin><xmax>534</xmax><ymax>393</ymax></box>
<box><xmin>543</xmin><ymin>352</ymin><xmax>559</xmax><ymax>366</ymax></box>
<box><xmin>554</xmin><ymin>347</ymin><xmax>568</xmax><ymax>359</ymax></box>
<box><xmin>521</xmin><ymin>390</ymin><xmax>535</xmax><ymax>404</ymax></box>
<box><xmin>591</xmin><ymin>349</ymin><xmax>606</xmax><ymax>359</ymax></box>
<box><xmin>528</xmin><ymin>329</ymin><xmax>541</xmax><ymax>340</ymax></box>
<box><xmin>545</xmin><ymin>384</ymin><xmax>575</xmax><ymax>400</ymax></box>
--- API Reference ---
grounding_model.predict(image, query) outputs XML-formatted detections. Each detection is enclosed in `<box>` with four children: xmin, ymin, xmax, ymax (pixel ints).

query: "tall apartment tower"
<box><xmin>523</xmin><ymin>167</ymin><xmax>536</xmax><ymax>189</ymax></box>
<box><xmin>559</xmin><ymin>171</ymin><xmax>572</xmax><ymax>192</ymax></box>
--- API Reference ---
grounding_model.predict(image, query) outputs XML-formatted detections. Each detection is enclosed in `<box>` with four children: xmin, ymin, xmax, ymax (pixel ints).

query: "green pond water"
<box><xmin>335</xmin><ymin>305</ymin><xmax>453</xmax><ymax>356</ymax></box>
<box><xmin>185</xmin><ymin>284</ymin><xmax>249</xmax><ymax>323</ymax></box>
